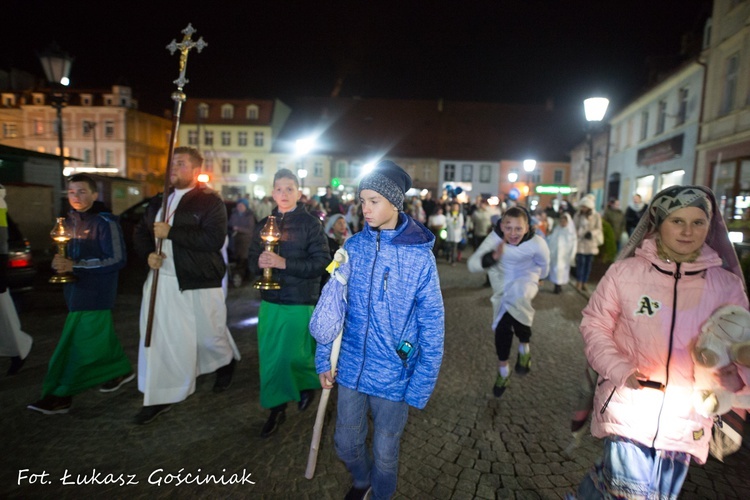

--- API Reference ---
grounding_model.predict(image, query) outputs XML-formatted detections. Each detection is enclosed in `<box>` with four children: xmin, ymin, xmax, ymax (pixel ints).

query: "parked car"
<box><xmin>6</xmin><ymin>216</ymin><xmax>36</xmax><ymax>294</ymax></box>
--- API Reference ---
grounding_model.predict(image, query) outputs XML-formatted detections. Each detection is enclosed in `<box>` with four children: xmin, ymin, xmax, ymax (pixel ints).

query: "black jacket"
<box><xmin>249</xmin><ymin>203</ymin><xmax>329</xmax><ymax>305</ymax></box>
<box><xmin>134</xmin><ymin>185</ymin><xmax>227</xmax><ymax>290</ymax></box>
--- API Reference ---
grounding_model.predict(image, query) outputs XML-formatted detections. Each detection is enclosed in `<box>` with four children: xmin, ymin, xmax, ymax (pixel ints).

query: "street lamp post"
<box><xmin>523</xmin><ymin>159</ymin><xmax>536</xmax><ymax>207</ymax></box>
<box><xmin>38</xmin><ymin>44</ymin><xmax>74</xmax><ymax>215</ymax></box>
<box><xmin>297</xmin><ymin>168</ymin><xmax>308</xmax><ymax>190</ymax></box>
<box><xmin>583</xmin><ymin>97</ymin><xmax>610</xmax><ymax>197</ymax></box>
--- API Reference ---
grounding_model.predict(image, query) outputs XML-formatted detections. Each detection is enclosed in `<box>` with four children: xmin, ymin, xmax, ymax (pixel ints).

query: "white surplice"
<box><xmin>0</xmin><ymin>291</ymin><xmax>32</xmax><ymax>358</ymax></box>
<box><xmin>137</xmin><ymin>188</ymin><xmax>240</xmax><ymax>406</ymax></box>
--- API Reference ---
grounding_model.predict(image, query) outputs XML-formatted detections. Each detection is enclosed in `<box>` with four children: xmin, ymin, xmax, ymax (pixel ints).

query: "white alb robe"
<box><xmin>0</xmin><ymin>291</ymin><xmax>33</xmax><ymax>358</ymax></box>
<box><xmin>547</xmin><ymin>213</ymin><xmax>577</xmax><ymax>285</ymax></box>
<box><xmin>137</xmin><ymin>188</ymin><xmax>240</xmax><ymax>406</ymax></box>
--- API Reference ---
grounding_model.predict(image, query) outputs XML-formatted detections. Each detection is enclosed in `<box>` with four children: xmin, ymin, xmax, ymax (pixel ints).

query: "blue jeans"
<box><xmin>575</xmin><ymin>436</ymin><xmax>690</xmax><ymax>499</ymax></box>
<box><xmin>575</xmin><ymin>253</ymin><xmax>594</xmax><ymax>284</ymax></box>
<box><xmin>334</xmin><ymin>385</ymin><xmax>409</xmax><ymax>500</ymax></box>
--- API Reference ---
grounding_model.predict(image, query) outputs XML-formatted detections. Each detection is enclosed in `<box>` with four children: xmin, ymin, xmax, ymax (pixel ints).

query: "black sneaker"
<box><xmin>492</xmin><ymin>373</ymin><xmax>510</xmax><ymax>397</ymax></box>
<box><xmin>100</xmin><ymin>372</ymin><xmax>135</xmax><ymax>392</ymax></box>
<box><xmin>344</xmin><ymin>485</ymin><xmax>372</xmax><ymax>500</ymax></box>
<box><xmin>27</xmin><ymin>395</ymin><xmax>72</xmax><ymax>415</ymax></box>
<box><xmin>260</xmin><ymin>407</ymin><xmax>286</xmax><ymax>438</ymax></box>
<box><xmin>298</xmin><ymin>389</ymin><xmax>314</xmax><ymax>411</ymax></box>
<box><xmin>213</xmin><ymin>358</ymin><xmax>236</xmax><ymax>393</ymax></box>
<box><xmin>133</xmin><ymin>404</ymin><xmax>172</xmax><ymax>425</ymax></box>
<box><xmin>8</xmin><ymin>353</ymin><xmax>28</xmax><ymax>376</ymax></box>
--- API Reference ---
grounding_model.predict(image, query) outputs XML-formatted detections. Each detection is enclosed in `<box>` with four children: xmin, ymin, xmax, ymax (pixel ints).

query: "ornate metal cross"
<box><xmin>166</xmin><ymin>23</ymin><xmax>207</xmax><ymax>90</ymax></box>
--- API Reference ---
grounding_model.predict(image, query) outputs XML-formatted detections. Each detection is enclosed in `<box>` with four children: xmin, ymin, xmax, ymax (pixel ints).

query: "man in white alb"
<box><xmin>133</xmin><ymin>147</ymin><xmax>239</xmax><ymax>425</ymax></box>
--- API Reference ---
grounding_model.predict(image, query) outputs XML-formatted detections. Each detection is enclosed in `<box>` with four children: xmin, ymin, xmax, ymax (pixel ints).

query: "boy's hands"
<box><xmin>258</xmin><ymin>250</ymin><xmax>286</xmax><ymax>270</ymax></box>
<box><xmin>492</xmin><ymin>242</ymin><xmax>504</xmax><ymax>261</ymax></box>
<box><xmin>319</xmin><ymin>370</ymin><xmax>335</xmax><ymax>389</ymax></box>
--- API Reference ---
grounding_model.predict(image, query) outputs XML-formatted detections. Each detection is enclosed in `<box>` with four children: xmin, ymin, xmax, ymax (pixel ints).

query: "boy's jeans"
<box><xmin>334</xmin><ymin>385</ymin><xmax>409</xmax><ymax>500</ymax></box>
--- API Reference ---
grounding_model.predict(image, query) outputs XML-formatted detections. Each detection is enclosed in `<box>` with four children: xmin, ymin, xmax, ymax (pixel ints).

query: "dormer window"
<box><xmin>81</xmin><ymin>94</ymin><xmax>92</xmax><ymax>106</ymax></box>
<box><xmin>221</xmin><ymin>104</ymin><xmax>234</xmax><ymax>119</ymax></box>
<box><xmin>198</xmin><ymin>103</ymin><xmax>209</xmax><ymax>119</ymax></box>
<box><xmin>246</xmin><ymin>105</ymin><xmax>259</xmax><ymax>120</ymax></box>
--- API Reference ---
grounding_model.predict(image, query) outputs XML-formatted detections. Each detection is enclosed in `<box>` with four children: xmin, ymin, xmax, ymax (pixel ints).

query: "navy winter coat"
<box><xmin>64</xmin><ymin>201</ymin><xmax>126</xmax><ymax>311</ymax></box>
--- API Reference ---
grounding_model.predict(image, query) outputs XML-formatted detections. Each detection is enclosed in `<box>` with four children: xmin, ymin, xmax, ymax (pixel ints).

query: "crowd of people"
<box><xmin>2</xmin><ymin>152</ymin><xmax>749</xmax><ymax>499</ymax></box>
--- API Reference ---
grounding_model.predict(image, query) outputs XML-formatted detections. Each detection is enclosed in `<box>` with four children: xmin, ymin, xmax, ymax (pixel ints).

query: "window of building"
<box><xmin>659</xmin><ymin>169</ymin><xmax>685</xmax><ymax>191</ymax></box>
<box><xmin>461</xmin><ymin>164</ymin><xmax>473</xmax><ymax>182</ymax></box>
<box><xmin>105</xmin><ymin>97</ymin><xmax>114</xmax><ymax>106</ymax></box>
<box><xmin>82</xmin><ymin>121</ymin><xmax>94</xmax><ymax>136</ymax></box>
<box><xmin>254</xmin><ymin>132</ymin><xmax>264</xmax><ymax>147</ymax></box>
<box><xmin>81</xmin><ymin>95</ymin><xmax>92</xmax><ymax>106</ymax></box>
<box><xmin>105</xmin><ymin>120</ymin><xmax>115</xmax><ymax>137</ymax></box>
<box><xmin>34</xmin><ymin>119</ymin><xmax>43</xmax><ymax>135</ymax></box>
<box><xmin>221</xmin><ymin>104</ymin><xmax>234</xmax><ymax>119</ymax></box>
<box><xmin>313</xmin><ymin>162</ymin><xmax>323</xmax><ymax>177</ymax></box>
<box><xmin>246</xmin><ymin>105</ymin><xmax>259</xmax><ymax>120</ymax></box>
<box><xmin>238</xmin><ymin>159</ymin><xmax>247</xmax><ymax>173</ymax></box>
<box><xmin>238</xmin><ymin>131</ymin><xmax>248</xmax><ymax>146</ymax></box>
<box><xmin>635</xmin><ymin>174</ymin><xmax>655</xmax><ymax>203</ymax></box>
<box><xmin>444</xmin><ymin>164</ymin><xmax>455</xmax><ymax>181</ymax></box>
<box><xmin>188</xmin><ymin>130</ymin><xmax>198</xmax><ymax>145</ymax></box>
<box><xmin>198</xmin><ymin>103</ymin><xmax>209</xmax><ymax>119</ymax></box>
<box><xmin>83</xmin><ymin>149</ymin><xmax>92</xmax><ymax>165</ymax></box>
<box><xmin>221</xmin><ymin>158</ymin><xmax>231</xmax><ymax>173</ymax></box>
<box><xmin>626</xmin><ymin>118</ymin><xmax>634</xmax><ymax>147</ymax></box>
<box><xmin>221</xmin><ymin>131</ymin><xmax>231</xmax><ymax>146</ymax></box>
<box><xmin>677</xmin><ymin>87</ymin><xmax>688</xmax><ymax>125</ymax></box>
<box><xmin>479</xmin><ymin>164</ymin><xmax>491</xmax><ymax>183</ymax></box>
<box><xmin>554</xmin><ymin>169</ymin><xmax>564</xmax><ymax>184</ymax></box>
<box><xmin>721</xmin><ymin>53</ymin><xmax>739</xmax><ymax>115</ymax></box>
<box><xmin>350</xmin><ymin>162</ymin><xmax>363</xmax><ymax>178</ymax></box>
<box><xmin>639</xmin><ymin>110</ymin><xmax>649</xmax><ymax>141</ymax></box>
<box><xmin>3</xmin><ymin>95</ymin><xmax>14</xmax><ymax>106</ymax></box>
<box><xmin>33</xmin><ymin>94</ymin><xmax>44</xmax><ymax>105</ymax></box>
<box><xmin>204</xmin><ymin>130</ymin><xmax>213</xmax><ymax>146</ymax></box>
<box><xmin>336</xmin><ymin>161</ymin><xmax>347</xmax><ymax>178</ymax></box>
<box><xmin>104</xmin><ymin>150</ymin><xmax>114</xmax><ymax>166</ymax></box>
<box><xmin>656</xmin><ymin>100</ymin><xmax>667</xmax><ymax>135</ymax></box>
<box><xmin>204</xmin><ymin>158</ymin><xmax>213</xmax><ymax>172</ymax></box>
<box><xmin>2</xmin><ymin>123</ymin><xmax>17</xmax><ymax>138</ymax></box>
<box><xmin>254</xmin><ymin>160</ymin><xmax>264</xmax><ymax>174</ymax></box>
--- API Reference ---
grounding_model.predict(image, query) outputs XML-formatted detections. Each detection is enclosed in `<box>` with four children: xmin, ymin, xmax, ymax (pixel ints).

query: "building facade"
<box><xmin>696</xmin><ymin>0</ymin><xmax>750</xmax><ymax>221</ymax></box>
<box><xmin>608</xmin><ymin>61</ymin><xmax>704</xmax><ymax>208</ymax></box>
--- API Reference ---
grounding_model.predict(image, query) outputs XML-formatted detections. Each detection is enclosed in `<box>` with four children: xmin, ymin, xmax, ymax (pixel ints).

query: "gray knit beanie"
<box><xmin>357</xmin><ymin>160</ymin><xmax>412</xmax><ymax>210</ymax></box>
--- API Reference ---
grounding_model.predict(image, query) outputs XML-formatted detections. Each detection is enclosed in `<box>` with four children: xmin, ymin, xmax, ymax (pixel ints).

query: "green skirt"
<box><xmin>42</xmin><ymin>310</ymin><xmax>132</xmax><ymax>397</ymax></box>
<box><xmin>257</xmin><ymin>301</ymin><xmax>320</xmax><ymax>409</ymax></box>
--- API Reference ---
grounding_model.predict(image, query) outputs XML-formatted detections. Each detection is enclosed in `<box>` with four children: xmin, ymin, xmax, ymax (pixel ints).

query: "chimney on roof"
<box><xmin>437</xmin><ymin>98</ymin><xmax>444</xmax><ymax>112</ymax></box>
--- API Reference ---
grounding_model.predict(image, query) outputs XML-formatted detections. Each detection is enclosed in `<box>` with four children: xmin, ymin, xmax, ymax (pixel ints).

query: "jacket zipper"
<box><xmin>651</xmin><ymin>262</ymin><xmax>680</xmax><ymax>448</ymax></box>
<box><xmin>355</xmin><ymin>230</ymin><xmax>381</xmax><ymax>389</ymax></box>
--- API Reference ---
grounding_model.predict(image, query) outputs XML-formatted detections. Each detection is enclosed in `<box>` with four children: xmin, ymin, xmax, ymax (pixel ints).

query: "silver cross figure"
<box><xmin>166</xmin><ymin>23</ymin><xmax>207</xmax><ymax>89</ymax></box>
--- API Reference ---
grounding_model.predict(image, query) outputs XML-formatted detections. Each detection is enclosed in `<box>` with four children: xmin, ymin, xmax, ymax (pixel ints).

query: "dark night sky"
<box><xmin>3</xmin><ymin>0</ymin><xmax>712</xmax><ymax>115</ymax></box>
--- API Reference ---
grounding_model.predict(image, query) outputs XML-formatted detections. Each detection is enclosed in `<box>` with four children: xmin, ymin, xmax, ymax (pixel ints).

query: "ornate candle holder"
<box><xmin>49</xmin><ymin>217</ymin><xmax>77</xmax><ymax>284</ymax></box>
<box><xmin>253</xmin><ymin>216</ymin><xmax>282</xmax><ymax>290</ymax></box>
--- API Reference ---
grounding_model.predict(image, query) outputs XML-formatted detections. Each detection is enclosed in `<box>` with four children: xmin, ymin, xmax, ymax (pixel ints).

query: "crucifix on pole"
<box><xmin>144</xmin><ymin>24</ymin><xmax>207</xmax><ymax>348</ymax></box>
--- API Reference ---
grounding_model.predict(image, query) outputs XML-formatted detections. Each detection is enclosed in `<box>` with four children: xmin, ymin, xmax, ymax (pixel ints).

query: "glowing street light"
<box><xmin>583</xmin><ymin>97</ymin><xmax>610</xmax><ymax>195</ymax></box>
<box><xmin>297</xmin><ymin>168</ymin><xmax>308</xmax><ymax>189</ymax></box>
<box><xmin>508</xmin><ymin>172</ymin><xmax>518</xmax><ymax>183</ymax></box>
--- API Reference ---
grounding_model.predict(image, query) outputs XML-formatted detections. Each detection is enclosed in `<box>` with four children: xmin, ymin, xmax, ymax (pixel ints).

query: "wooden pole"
<box><xmin>144</xmin><ymin>24</ymin><xmax>207</xmax><ymax>347</ymax></box>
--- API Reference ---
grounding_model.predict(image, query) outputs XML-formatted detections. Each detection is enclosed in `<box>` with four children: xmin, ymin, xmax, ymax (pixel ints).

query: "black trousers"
<box><xmin>494</xmin><ymin>312</ymin><xmax>531</xmax><ymax>361</ymax></box>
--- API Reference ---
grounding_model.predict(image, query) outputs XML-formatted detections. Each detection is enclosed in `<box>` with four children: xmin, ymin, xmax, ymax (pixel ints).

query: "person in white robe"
<box><xmin>547</xmin><ymin>212</ymin><xmax>577</xmax><ymax>293</ymax></box>
<box><xmin>134</xmin><ymin>147</ymin><xmax>240</xmax><ymax>425</ymax></box>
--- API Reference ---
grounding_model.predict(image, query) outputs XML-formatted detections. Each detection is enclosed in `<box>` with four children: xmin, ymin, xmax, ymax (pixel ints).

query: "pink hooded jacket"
<box><xmin>581</xmin><ymin>238</ymin><xmax>748</xmax><ymax>463</ymax></box>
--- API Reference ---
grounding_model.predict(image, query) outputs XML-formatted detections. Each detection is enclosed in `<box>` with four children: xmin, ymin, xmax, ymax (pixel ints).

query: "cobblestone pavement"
<box><xmin>1</xmin><ymin>255</ymin><xmax>749</xmax><ymax>499</ymax></box>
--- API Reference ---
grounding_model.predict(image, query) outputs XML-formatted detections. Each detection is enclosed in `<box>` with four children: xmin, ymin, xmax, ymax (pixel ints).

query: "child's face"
<box><xmin>360</xmin><ymin>189</ymin><xmax>399</xmax><ymax>230</ymax></box>
<box><xmin>558</xmin><ymin>216</ymin><xmax>568</xmax><ymax>227</ymax></box>
<box><xmin>501</xmin><ymin>216</ymin><xmax>528</xmax><ymax>246</ymax></box>
<box><xmin>272</xmin><ymin>178</ymin><xmax>300</xmax><ymax>213</ymax></box>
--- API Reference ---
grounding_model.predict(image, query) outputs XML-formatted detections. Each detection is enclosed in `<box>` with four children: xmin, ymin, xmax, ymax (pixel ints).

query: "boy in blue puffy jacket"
<box><xmin>315</xmin><ymin>160</ymin><xmax>444</xmax><ymax>500</ymax></box>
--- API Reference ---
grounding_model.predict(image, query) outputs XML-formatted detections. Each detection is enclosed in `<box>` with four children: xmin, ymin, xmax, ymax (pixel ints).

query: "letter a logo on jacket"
<box><xmin>635</xmin><ymin>295</ymin><xmax>661</xmax><ymax>317</ymax></box>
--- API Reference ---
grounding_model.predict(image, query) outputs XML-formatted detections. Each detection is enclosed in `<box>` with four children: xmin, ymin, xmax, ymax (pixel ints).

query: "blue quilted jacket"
<box><xmin>315</xmin><ymin>213</ymin><xmax>444</xmax><ymax>409</ymax></box>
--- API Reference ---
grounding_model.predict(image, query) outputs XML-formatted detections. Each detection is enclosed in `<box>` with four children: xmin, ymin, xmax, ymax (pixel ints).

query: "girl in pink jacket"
<box><xmin>574</xmin><ymin>186</ymin><xmax>748</xmax><ymax>499</ymax></box>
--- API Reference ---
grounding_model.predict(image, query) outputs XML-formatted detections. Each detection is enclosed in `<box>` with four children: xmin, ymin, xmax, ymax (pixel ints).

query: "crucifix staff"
<box><xmin>144</xmin><ymin>24</ymin><xmax>207</xmax><ymax>348</ymax></box>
